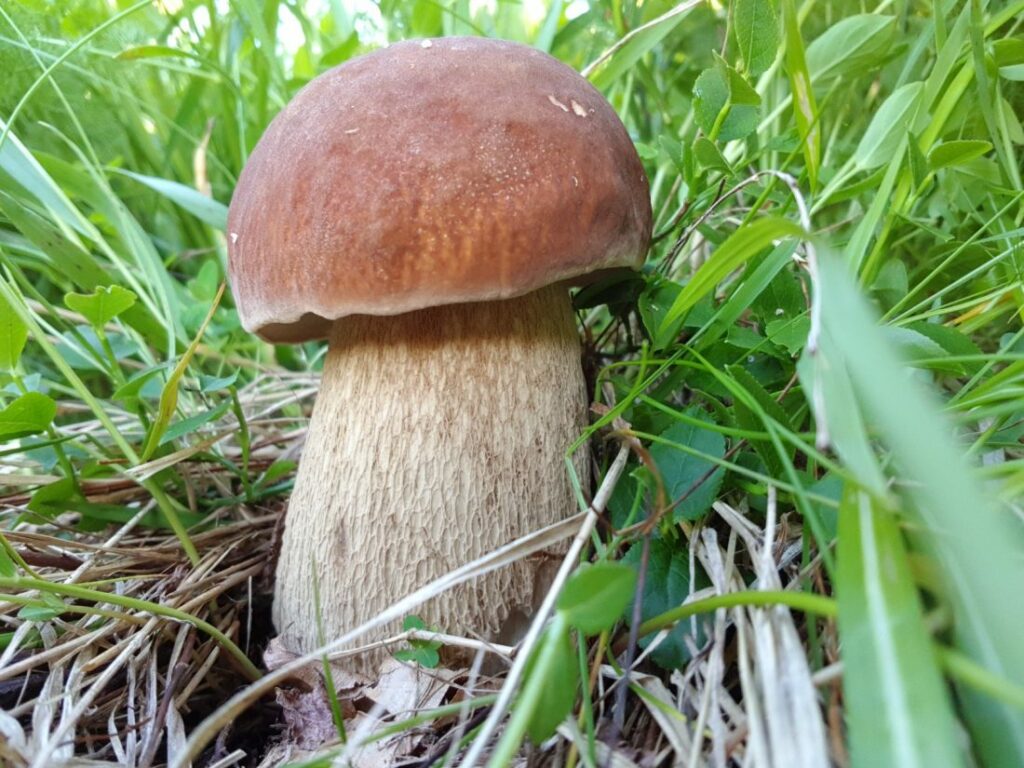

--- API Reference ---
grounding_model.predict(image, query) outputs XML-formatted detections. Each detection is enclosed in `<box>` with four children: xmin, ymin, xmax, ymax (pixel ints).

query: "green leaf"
<box><xmin>693</xmin><ymin>61</ymin><xmax>761</xmax><ymax>142</ymax></box>
<box><xmin>658</xmin><ymin>217</ymin><xmax>804</xmax><ymax>337</ymax></box>
<box><xmin>198</xmin><ymin>371</ymin><xmax>239</xmax><ymax>393</ymax></box>
<box><xmin>523</xmin><ymin>623</ymin><xmax>579</xmax><ymax>743</ymax></box>
<box><xmin>17</xmin><ymin>593</ymin><xmax>66</xmax><ymax>622</ymax></box>
<box><xmin>587</xmin><ymin>3</ymin><xmax>697</xmax><ymax>90</ymax></box>
<box><xmin>0</xmin><ymin>392</ymin><xmax>57</xmax><ymax>440</ymax></box>
<box><xmin>111</xmin><ymin>169</ymin><xmax>228</xmax><ymax>230</ymax></box>
<box><xmin>734</xmin><ymin>0</ymin><xmax>779</xmax><ymax>75</ymax></box>
<box><xmin>115</xmin><ymin>44</ymin><xmax>192</xmax><ymax>61</ymax></box>
<box><xmin>112</xmin><ymin>363</ymin><xmax>171</xmax><ymax>402</ymax></box>
<box><xmin>558</xmin><ymin>562</ymin><xmax>637</xmax><ymax>635</ymax></box>
<box><xmin>64</xmin><ymin>285</ymin><xmax>137</xmax><ymax>329</ymax></box>
<box><xmin>812</xmin><ymin>251</ymin><xmax>1024</xmax><ymax>760</ymax></box>
<box><xmin>766</xmin><ymin>314</ymin><xmax>810</xmax><ymax>356</ymax></box>
<box><xmin>0</xmin><ymin>545</ymin><xmax>15</xmax><ymax>578</ymax></box>
<box><xmin>726</xmin><ymin>364</ymin><xmax>794</xmax><ymax>476</ymax></box>
<box><xmin>853</xmin><ymin>82</ymin><xmax>926</xmax><ymax>170</ymax></box>
<box><xmin>650</xmin><ymin>410</ymin><xmax>726</xmax><ymax>521</ymax></box>
<box><xmin>141</xmin><ymin>286</ymin><xmax>223</xmax><ymax>461</ymax></box>
<box><xmin>0</xmin><ymin>291</ymin><xmax>28</xmax><ymax>372</ymax></box>
<box><xmin>927</xmin><ymin>140</ymin><xmax>993</xmax><ymax>170</ymax></box>
<box><xmin>159</xmin><ymin>400</ymin><xmax>231</xmax><ymax>446</ymax></box>
<box><xmin>805</xmin><ymin>14</ymin><xmax>897</xmax><ymax>83</ymax></box>
<box><xmin>837</xmin><ymin>487</ymin><xmax>962</xmax><ymax>767</ymax></box>
<box><xmin>692</xmin><ymin>136</ymin><xmax>732</xmax><ymax>172</ymax></box>
<box><xmin>639</xmin><ymin>278</ymin><xmax>684</xmax><ymax>350</ymax></box>
<box><xmin>623</xmin><ymin>535</ymin><xmax>707</xmax><ymax>669</ymax></box>
<box><xmin>781</xmin><ymin>0</ymin><xmax>820</xmax><ymax>188</ymax></box>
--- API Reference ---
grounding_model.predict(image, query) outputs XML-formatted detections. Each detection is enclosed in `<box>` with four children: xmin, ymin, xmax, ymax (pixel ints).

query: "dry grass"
<box><xmin>0</xmin><ymin>364</ymin><xmax>841</xmax><ymax>767</ymax></box>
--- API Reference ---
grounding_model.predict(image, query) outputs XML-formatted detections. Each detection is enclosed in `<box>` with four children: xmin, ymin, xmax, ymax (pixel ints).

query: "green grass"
<box><xmin>1</xmin><ymin>0</ymin><xmax>1023</xmax><ymax>766</ymax></box>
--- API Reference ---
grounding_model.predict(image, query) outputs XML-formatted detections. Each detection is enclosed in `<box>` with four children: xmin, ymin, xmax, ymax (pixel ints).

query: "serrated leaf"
<box><xmin>734</xmin><ymin>0</ymin><xmax>779</xmax><ymax>75</ymax></box>
<box><xmin>65</xmin><ymin>285</ymin><xmax>137</xmax><ymax>329</ymax></box>
<box><xmin>0</xmin><ymin>392</ymin><xmax>56</xmax><ymax>440</ymax></box>
<box><xmin>558</xmin><ymin>562</ymin><xmax>637</xmax><ymax>635</ymax></box>
<box><xmin>766</xmin><ymin>314</ymin><xmax>810</xmax><ymax>356</ymax></box>
<box><xmin>928</xmin><ymin>140</ymin><xmax>993</xmax><ymax>170</ymax></box>
<box><xmin>0</xmin><ymin>291</ymin><xmax>28</xmax><ymax>372</ymax></box>
<box><xmin>853</xmin><ymin>82</ymin><xmax>926</xmax><ymax>170</ymax></box>
<box><xmin>650</xmin><ymin>410</ymin><xmax>726</xmax><ymax>521</ymax></box>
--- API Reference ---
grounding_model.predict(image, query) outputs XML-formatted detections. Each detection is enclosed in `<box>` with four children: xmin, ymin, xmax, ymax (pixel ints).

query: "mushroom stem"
<box><xmin>273</xmin><ymin>284</ymin><xmax>590</xmax><ymax>670</ymax></box>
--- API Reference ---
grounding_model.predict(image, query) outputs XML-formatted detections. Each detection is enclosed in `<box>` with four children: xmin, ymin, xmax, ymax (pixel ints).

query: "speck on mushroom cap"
<box><xmin>227</xmin><ymin>36</ymin><xmax>652</xmax><ymax>343</ymax></box>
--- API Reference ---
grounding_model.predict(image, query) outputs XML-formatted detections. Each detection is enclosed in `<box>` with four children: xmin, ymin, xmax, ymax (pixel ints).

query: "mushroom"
<box><xmin>227</xmin><ymin>37</ymin><xmax>651</xmax><ymax>671</ymax></box>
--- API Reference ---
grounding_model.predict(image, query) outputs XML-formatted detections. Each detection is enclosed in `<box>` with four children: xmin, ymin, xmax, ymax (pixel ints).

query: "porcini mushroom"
<box><xmin>227</xmin><ymin>37</ymin><xmax>651</xmax><ymax>671</ymax></box>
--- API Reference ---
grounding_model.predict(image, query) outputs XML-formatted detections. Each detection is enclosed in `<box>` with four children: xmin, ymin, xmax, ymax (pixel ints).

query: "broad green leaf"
<box><xmin>837</xmin><ymin>487</ymin><xmax>962</xmax><ymax>768</ymax></box>
<box><xmin>797</xmin><ymin>338</ymin><xmax>888</xmax><ymax>499</ymax></box>
<box><xmin>623</xmin><ymin>535</ymin><xmax>708</xmax><ymax>669</ymax></box>
<box><xmin>112</xmin><ymin>169</ymin><xmax>228</xmax><ymax>230</ymax></box>
<box><xmin>64</xmin><ymin>285</ymin><xmax>137</xmax><ymax>329</ymax></box>
<box><xmin>557</xmin><ymin>562</ymin><xmax>636</xmax><ymax>635</ymax></box>
<box><xmin>998</xmin><ymin>64</ymin><xmax>1024</xmax><ymax>81</ymax></box>
<box><xmin>523</xmin><ymin>622</ymin><xmax>579</xmax><ymax>743</ymax></box>
<box><xmin>766</xmin><ymin>314</ymin><xmax>810</xmax><ymax>356</ymax></box>
<box><xmin>780</xmin><ymin>0</ymin><xmax>820</xmax><ymax>188</ymax></box>
<box><xmin>693</xmin><ymin>61</ymin><xmax>761</xmax><ymax>142</ymax></box>
<box><xmin>0</xmin><ymin>393</ymin><xmax>57</xmax><ymax>440</ymax></box>
<box><xmin>0</xmin><ymin>292</ymin><xmax>28</xmax><ymax>372</ymax></box>
<box><xmin>928</xmin><ymin>140</ymin><xmax>993</xmax><ymax>170</ymax></box>
<box><xmin>659</xmin><ymin>217</ymin><xmax>804</xmax><ymax>337</ymax></box>
<box><xmin>813</xmin><ymin>251</ymin><xmax>1024</xmax><ymax>760</ymax></box>
<box><xmin>650</xmin><ymin>410</ymin><xmax>726</xmax><ymax>521</ymax></box>
<box><xmin>806</xmin><ymin>15</ymin><xmax>897</xmax><ymax>83</ymax></box>
<box><xmin>853</xmin><ymin>82</ymin><xmax>926</xmax><ymax>170</ymax></box>
<box><xmin>734</xmin><ymin>0</ymin><xmax>779</xmax><ymax>75</ymax></box>
<box><xmin>692</xmin><ymin>136</ymin><xmax>732</xmax><ymax>172</ymax></box>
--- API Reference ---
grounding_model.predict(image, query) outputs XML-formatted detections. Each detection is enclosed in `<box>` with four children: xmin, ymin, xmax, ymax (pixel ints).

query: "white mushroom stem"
<box><xmin>273</xmin><ymin>284</ymin><xmax>590</xmax><ymax>671</ymax></box>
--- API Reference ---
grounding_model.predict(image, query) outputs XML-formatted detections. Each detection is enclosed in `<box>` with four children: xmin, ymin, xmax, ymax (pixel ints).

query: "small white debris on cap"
<box><xmin>230</xmin><ymin>232</ymin><xmax>239</xmax><ymax>244</ymax></box>
<box><xmin>421</xmin><ymin>39</ymin><xmax>433</xmax><ymax>48</ymax></box>
<box><xmin>570</xmin><ymin>100</ymin><xmax>587</xmax><ymax>117</ymax></box>
<box><xmin>547</xmin><ymin>95</ymin><xmax>569</xmax><ymax>112</ymax></box>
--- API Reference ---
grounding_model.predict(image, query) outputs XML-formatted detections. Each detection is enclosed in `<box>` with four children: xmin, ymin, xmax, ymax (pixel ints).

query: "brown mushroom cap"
<box><xmin>227</xmin><ymin>36</ymin><xmax>652</xmax><ymax>343</ymax></box>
